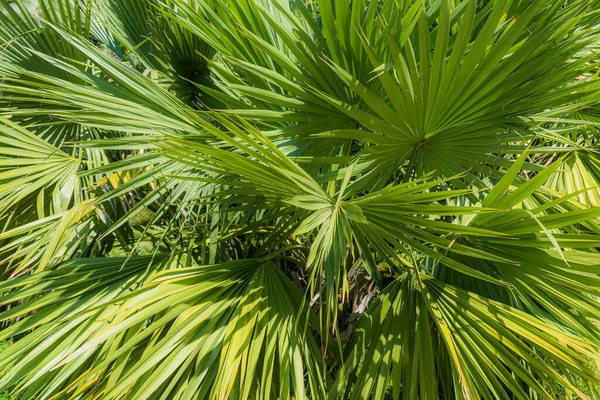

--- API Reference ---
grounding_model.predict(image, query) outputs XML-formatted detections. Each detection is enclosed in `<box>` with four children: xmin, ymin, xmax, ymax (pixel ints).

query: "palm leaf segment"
<box><xmin>0</xmin><ymin>0</ymin><xmax>599</xmax><ymax>399</ymax></box>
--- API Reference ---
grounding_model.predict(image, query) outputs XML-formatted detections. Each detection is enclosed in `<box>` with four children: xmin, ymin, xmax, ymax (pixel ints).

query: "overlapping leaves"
<box><xmin>0</xmin><ymin>0</ymin><xmax>599</xmax><ymax>399</ymax></box>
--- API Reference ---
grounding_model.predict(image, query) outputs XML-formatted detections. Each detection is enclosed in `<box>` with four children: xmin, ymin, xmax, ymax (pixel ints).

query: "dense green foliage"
<box><xmin>0</xmin><ymin>0</ymin><xmax>600</xmax><ymax>399</ymax></box>
<box><xmin>0</xmin><ymin>342</ymin><xmax>12</xmax><ymax>400</ymax></box>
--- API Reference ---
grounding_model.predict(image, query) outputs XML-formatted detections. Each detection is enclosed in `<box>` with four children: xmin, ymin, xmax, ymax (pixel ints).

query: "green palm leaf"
<box><xmin>0</xmin><ymin>0</ymin><xmax>600</xmax><ymax>399</ymax></box>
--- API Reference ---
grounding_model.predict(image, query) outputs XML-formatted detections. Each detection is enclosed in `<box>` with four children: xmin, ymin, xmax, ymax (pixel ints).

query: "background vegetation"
<box><xmin>0</xmin><ymin>0</ymin><xmax>600</xmax><ymax>399</ymax></box>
